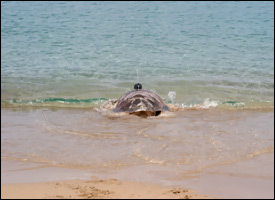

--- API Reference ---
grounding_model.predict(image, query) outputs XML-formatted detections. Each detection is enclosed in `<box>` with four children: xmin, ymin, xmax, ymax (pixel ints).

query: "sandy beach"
<box><xmin>2</xmin><ymin>2</ymin><xmax>274</xmax><ymax>199</ymax></box>
<box><xmin>1</xmin><ymin>178</ymin><xmax>213</xmax><ymax>199</ymax></box>
<box><xmin>1</xmin><ymin>109</ymin><xmax>274</xmax><ymax>199</ymax></box>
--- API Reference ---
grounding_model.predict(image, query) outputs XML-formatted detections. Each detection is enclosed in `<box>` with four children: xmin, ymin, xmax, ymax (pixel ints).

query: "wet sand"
<box><xmin>1</xmin><ymin>108</ymin><xmax>274</xmax><ymax>199</ymax></box>
<box><xmin>1</xmin><ymin>178</ymin><xmax>213</xmax><ymax>199</ymax></box>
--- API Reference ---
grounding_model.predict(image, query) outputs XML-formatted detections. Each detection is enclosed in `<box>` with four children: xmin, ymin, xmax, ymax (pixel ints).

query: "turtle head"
<box><xmin>134</xmin><ymin>83</ymin><xmax>142</xmax><ymax>90</ymax></box>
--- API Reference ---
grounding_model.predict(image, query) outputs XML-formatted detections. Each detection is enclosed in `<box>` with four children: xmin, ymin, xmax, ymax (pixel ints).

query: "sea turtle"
<box><xmin>113</xmin><ymin>83</ymin><xmax>170</xmax><ymax>117</ymax></box>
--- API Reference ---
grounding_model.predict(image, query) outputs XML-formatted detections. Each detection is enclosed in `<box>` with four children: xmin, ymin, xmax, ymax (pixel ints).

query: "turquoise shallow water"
<box><xmin>1</xmin><ymin>1</ymin><xmax>274</xmax><ymax>108</ymax></box>
<box><xmin>1</xmin><ymin>2</ymin><xmax>274</xmax><ymax>198</ymax></box>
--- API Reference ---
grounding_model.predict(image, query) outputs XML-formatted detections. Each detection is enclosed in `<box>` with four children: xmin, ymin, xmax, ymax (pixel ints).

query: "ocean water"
<box><xmin>1</xmin><ymin>1</ymin><xmax>274</xmax><ymax>199</ymax></box>
<box><xmin>1</xmin><ymin>1</ymin><xmax>274</xmax><ymax>108</ymax></box>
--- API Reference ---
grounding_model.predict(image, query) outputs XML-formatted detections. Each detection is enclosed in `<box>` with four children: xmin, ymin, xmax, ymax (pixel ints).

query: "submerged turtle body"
<box><xmin>114</xmin><ymin>89</ymin><xmax>169</xmax><ymax>117</ymax></box>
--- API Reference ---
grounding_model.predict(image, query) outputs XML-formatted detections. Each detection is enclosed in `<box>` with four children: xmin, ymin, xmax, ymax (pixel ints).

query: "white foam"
<box><xmin>200</xmin><ymin>98</ymin><xmax>219</xmax><ymax>108</ymax></box>
<box><xmin>168</xmin><ymin>91</ymin><xmax>176</xmax><ymax>103</ymax></box>
<box><xmin>180</xmin><ymin>98</ymin><xmax>219</xmax><ymax>109</ymax></box>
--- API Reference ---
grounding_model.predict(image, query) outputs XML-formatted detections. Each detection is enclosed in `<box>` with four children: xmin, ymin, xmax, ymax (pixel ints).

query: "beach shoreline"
<box><xmin>2</xmin><ymin>1</ymin><xmax>274</xmax><ymax>199</ymax></box>
<box><xmin>1</xmin><ymin>178</ymin><xmax>214</xmax><ymax>199</ymax></box>
<box><xmin>1</xmin><ymin>108</ymin><xmax>274</xmax><ymax>199</ymax></box>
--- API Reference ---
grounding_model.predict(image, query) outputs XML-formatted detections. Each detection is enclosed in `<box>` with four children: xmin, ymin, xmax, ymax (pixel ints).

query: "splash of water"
<box><xmin>200</xmin><ymin>98</ymin><xmax>219</xmax><ymax>108</ymax></box>
<box><xmin>168</xmin><ymin>91</ymin><xmax>176</xmax><ymax>104</ymax></box>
